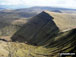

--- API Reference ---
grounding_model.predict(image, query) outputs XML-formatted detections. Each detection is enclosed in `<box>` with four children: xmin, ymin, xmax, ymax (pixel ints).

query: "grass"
<box><xmin>0</xmin><ymin>41</ymin><xmax>58</xmax><ymax>57</ymax></box>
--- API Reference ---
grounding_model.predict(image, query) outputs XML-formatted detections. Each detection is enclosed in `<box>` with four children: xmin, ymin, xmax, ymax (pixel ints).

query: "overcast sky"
<box><xmin>0</xmin><ymin>0</ymin><xmax>76</xmax><ymax>9</ymax></box>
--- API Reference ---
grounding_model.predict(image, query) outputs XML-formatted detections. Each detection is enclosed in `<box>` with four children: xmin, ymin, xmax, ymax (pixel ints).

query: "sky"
<box><xmin>0</xmin><ymin>0</ymin><xmax>76</xmax><ymax>9</ymax></box>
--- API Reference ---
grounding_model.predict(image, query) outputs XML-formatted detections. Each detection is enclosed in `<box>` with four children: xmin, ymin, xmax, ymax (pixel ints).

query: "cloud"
<box><xmin>0</xmin><ymin>0</ymin><xmax>76</xmax><ymax>9</ymax></box>
<box><xmin>22</xmin><ymin>0</ymin><xmax>76</xmax><ymax>8</ymax></box>
<box><xmin>0</xmin><ymin>0</ymin><xmax>23</xmax><ymax>5</ymax></box>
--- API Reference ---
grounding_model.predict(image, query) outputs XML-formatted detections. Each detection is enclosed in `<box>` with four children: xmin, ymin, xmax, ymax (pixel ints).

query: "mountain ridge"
<box><xmin>11</xmin><ymin>11</ymin><xmax>76</xmax><ymax>45</ymax></box>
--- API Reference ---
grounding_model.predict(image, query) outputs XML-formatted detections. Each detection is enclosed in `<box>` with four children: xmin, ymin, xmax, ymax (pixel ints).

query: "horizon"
<box><xmin>0</xmin><ymin>0</ymin><xmax>76</xmax><ymax>9</ymax></box>
<box><xmin>1</xmin><ymin>6</ymin><xmax>76</xmax><ymax>10</ymax></box>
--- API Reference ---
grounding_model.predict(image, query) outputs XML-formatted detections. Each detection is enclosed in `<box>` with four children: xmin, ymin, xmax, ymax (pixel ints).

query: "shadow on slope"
<box><xmin>45</xmin><ymin>29</ymin><xmax>76</xmax><ymax>53</ymax></box>
<box><xmin>11</xmin><ymin>11</ymin><xmax>59</xmax><ymax>46</ymax></box>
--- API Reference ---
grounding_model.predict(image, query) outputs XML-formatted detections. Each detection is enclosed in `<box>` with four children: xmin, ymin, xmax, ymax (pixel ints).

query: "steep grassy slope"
<box><xmin>11</xmin><ymin>11</ymin><xmax>76</xmax><ymax>44</ymax></box>
<box><xmin>11</xmin><ymin>11</ymin><xmax>59</xmax><ymax>44</ymax></box>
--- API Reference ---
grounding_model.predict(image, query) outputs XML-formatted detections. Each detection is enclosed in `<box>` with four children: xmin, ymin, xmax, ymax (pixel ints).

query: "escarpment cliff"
<box><xmin>11</xmin><ymin>11</ymin><xmax>76</xmax><ymax>47</ymax></box>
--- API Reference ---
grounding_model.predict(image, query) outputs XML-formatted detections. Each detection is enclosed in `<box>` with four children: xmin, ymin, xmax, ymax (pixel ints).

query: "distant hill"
<box><xmin>0</xmin><ymin>6</ymin><xmax>76</xmax><ymax>22</ymax></box>
<box><xmin>0</xmin><ymin>6</ymin><xmax>76</xmax><ymax>23</ymax></box>
<box><xmin>0</xmin><ymin>8</ymin><xmax>5</xmax><ymax>10</ymax></box>
<box><xmin>16</xmin><ymin>6</ymin><xmax>76</xmax><ymax>13</ymax></box>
